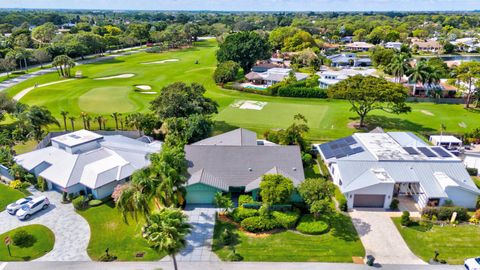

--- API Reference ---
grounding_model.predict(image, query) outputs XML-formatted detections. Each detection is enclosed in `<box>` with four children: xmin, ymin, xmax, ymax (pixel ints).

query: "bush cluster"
<box><xmin>272</xmin><ymin>210</ymin><xmax>300</xmax><ymax>229</ymax></box>
<box><xmin>401</xmin><ymin>211</ymin><xmax>411</xmax><ymax>226</ymax></box>
<box><xmin>214</xmin><ymin>61</ymin><xmax>241</xmax><ymax>84</ymax></box>
<box><xmin>238</xmin><ymin>195</ymin><xmax>254</xmax><ymax>206</ymax></box>
<box><xmin>240</xmin><ymin>216</ymin><xmax>280</xmax><ymax>233</ymax></box>
<box><xmin>9</xmin><ymin>180</ymin><xmax>29</xmax><ymax>190</ymax></box>
<box><xmin>72</xmin><ymin>196</ymin><xmax>87</xmax><ymax>210</ymax></box>
<box><xmin>88</xmin><ymin>199</ymin><xmax>103</xmax><ymax>207</ymax></box>
<box><xmin>12</xmin><ymin>230</ymin><xmax>36</xmax><ymax>248</ymax></box>
<box><xmin>295</xmin><ymin>215</ymin><xmax>329</xmax><ymax>235</ymax></box>
<box><xmin>229</xmin><ymin>207</ymin><xmax>258</xmax><ymax>223</ymax></box>
<box><xmin>37</xmin><ymin>176</ymin><xmax>48</xmax><ymax>192</ymax></box>
<box><xmin>278</xmin><ymin>86</ymin><xmax>327</xmax><ymax>98</ymax></box>
<box><xmin>98</xmin><ymin>253</ymin><xmax>117</xmax><ymax>262</ymax></box>
<box><xmin>466</xmin><ymin>167</ymin><xmax>478</xmax><ymax>176</ymax></box>
<box><xmin>422</xmin><ymin>206</ymin><xmax>470</xmax><ymax>222</ymax></box>
<box><xmin>390</xmin><ymin>198</ymin><xmax>399</xmax><ymax>210</ymax></box>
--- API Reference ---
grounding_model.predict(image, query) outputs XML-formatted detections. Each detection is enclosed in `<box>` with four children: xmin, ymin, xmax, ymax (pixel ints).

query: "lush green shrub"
<box><xmin>67</xmin><ymin>193</ymin><xmax>75</xmax><ymax>201</ymax></box>
<box><xmin>88</xmin><ymin>199</ymin><xmax>103</xmax><ymax>207</ymax></box>
<box><xmin>401</xmin><ymin>211</ymin><xmax>411</xmax><ymax>226</ymax></box>
<box><xmin>242</xmin><ymin>202</ymin><xmax>262</xmax><ymax>209</ymax></box>
<box><xmin>278</xmin><ymin>86</ymin><xmax>328</xmax><ymax>98</ymax></box>
<box><xmin>421</xmin><ymin>207</ymin><xmax>438</xmax><ymax>219</ymax></box>
<box><xmin>437</xmin><ymin>206</ymin><xmax>469</xmax><ymax>222</ymax></box>
<box><xmin>214</xmin><ymin>61</ymin><xmax>241</xmax><ymax>84</ymax></box>
<box><xmin>466</xmin><ymin>167</ymin><xmax>478</xmax><ymax>176</ymax></box>
<box><xmin>8</xmin><ymin>180</ymin><xmax>22</xmax><ymax>189</ymax></box>
<box><xmin>272</xmin><ymin>210</ymin><xmax>300</xmax><ymax>229</ymax></box>
<box><xmin>390</xmin><ymin>198</ymin><xmax>399</xmax><ymax>210</ymax></box>
<box><xmin>226</xmin><ymin>250</ymin><xmax>243</xmax><ymax>261</ymax></box>
<box><xmin>12</xmin><ymin>230</ymin><xmax>36</xmax><ymax>248</ymax></box>
<box><xmin>37</xmin><ymin>176</ymin><xmax>47</xmax><ymax>192</ymax></box>
<box><xmin>240</xmin><ymin>216</ymin><xmax>280</xmax><ymax>233</ymax></box>
<box><xmin>229</xmin><ymin>207</ymin><xmax>258</xmax><ymax>223</ymax></box>
<box><xmin>301</xmin><ymin>152</ymin><xmax>313</xmax><ymax>166</ymax></box>
<box><xmin>295</xmin><ymin>215</ymin><xmax>329</xmax><ymax>235</ymax></box>
<box><xmin>334</xmin><ymin>189</ymin><xmax>348</xmax><ymax>212</ymax></box>
<box><xmin>219</xmin><ymin>227</ymin><xmax>238</xmax><ymax>246</ymax></box>
<box><xmin>98</xmin><ymin>253</ymin><xmax>117</xmax><ymax>262</ymax></box>
<box><xmin>72</xmin><ymin>196</ymin><xmax>86</xmax><ymax>210</ymax></box>
<box><xmin>238</xmin><ymin>195</ymin><xmax>254</xmax><ymax>206</ymax></box>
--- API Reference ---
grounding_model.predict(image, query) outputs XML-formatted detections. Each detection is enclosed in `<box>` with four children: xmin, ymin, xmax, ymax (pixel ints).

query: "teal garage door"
<box><xmin>186</xmin><ymin>183</ymin><xmax>221</xmax><ymax>204</ymax></box>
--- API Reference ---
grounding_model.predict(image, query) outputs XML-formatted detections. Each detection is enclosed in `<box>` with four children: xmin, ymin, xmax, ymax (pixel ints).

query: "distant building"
<box><xmin>411</xmin><ymin>39</ymin><xmax>442</xmax><ymax>53</ymax></box>
<box><xmin>327</xmin><ymin>53</ymin><xmax>372</xmax><ymax>68</ymax></box>
<box><xmin>345</xmin><ymin>42</ymin><xmax>374</xmax><ymax>52</ymax></box>
<box><xmin>384</xmin><ymin>42</ymin><xmax>403</xmax><ymax>51</ymax></box>
<box><xmin>316</xmin><ymin>131</ymin><xmax>479</xmax><ymax>209</ymax></box>
<box><xmin>317</xmin><ymin>68</ymin><xmax>377</xmax><ymax>89</ymax></box>
<box><xmin>14</xmin><ymin>130</ymin><xmax>161</xmax><ymax>199</ymax></box>
<box><xmin>451</xmin><ymin>38</ymin><xmax>480</xmax><ymax>52</ymax></box>
<box><xmin>245</xmin><ymin>68</ymin><xmax>308</xmax><ymax>87</ymax></box>
<box><xmin>429</xmin><ymin>135</ymin><xmax>462</xmax><ymax>149</ymax></box>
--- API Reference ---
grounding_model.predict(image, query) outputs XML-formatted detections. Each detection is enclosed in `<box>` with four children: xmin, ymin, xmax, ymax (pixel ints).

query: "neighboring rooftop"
<box><xmin>51</xmin><ymin>130</ymin><xmax>103</xmax><ymax>147</ymax></box>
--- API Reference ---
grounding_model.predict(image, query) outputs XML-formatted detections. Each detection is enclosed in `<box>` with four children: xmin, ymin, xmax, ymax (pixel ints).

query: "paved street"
<box><xmin>0</xmin><ymin>187</ymin><xmax>91</xmax><ymax>261</ymax></box>
<box><xmin>349</xmin><ymin>209</ymin><xmax>426</xmax><ymax>265</ymax></box>
<box><xmin>1</xmin><ymin>261</ymin><xmax>465</xmax><ymax>270</ymax></box>
<box><xmin>163</xmin><ymin>205</ymin><xmax>220</xmax><ymax>262</ymax></box>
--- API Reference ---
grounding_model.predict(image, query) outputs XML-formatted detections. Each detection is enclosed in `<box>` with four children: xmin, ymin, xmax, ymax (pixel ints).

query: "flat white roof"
<box><xmin>51</xmin><ymin>130</ymin><xmax>103</xmax><ymax>147</ymax></box>
<box><xmin>429</xmin><ymin>135</ymin><xmax>462</xmax><ymax>143</ymax></box>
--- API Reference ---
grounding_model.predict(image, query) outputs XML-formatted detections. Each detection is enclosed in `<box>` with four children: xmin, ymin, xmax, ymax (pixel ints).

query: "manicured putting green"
<box><xmin>78</xmin><ymin>86</ymin><xmax>139</xmax><ymax>114</ymax></box>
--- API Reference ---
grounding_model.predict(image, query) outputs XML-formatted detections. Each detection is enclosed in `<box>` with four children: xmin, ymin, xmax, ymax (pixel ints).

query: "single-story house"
<box><xmin>251</xmin><ymin>63</ymin><xmax>278</xmax><ymax>73</ymax></box>
<box><xmin>345</xmin><ymin>42</ymin><xmax>374</xmax><ymax>52</ymax></box>
<box><xmin>184</xmin><ymin>128</ymin><xmax>305</xmax><ymax>204</ymax></box>
<box><xmin>316</xmin><ymin>131</ymin><xmax>479</xmax><ymax>209</ymax></box>
<box><xmin>245</xmin><ymin>68</ymin><xmax>308</xmax><ymax>87</ymax></box>
<box><xmin>429</xmin><ymin>135</ymin><xmax>462</xmax><ymax>149</ymax></box>
<box><xmin>411</xmin><ymin>39</ymin><xmax>442</xmax><ymax>53</ymax></box>
<box><xmin>451</xmin><ymin>38</ymin><xmax>480</xmax><ymax>52</ymax></box>
<box><xmin>328</xmin><ymin>53</ymin><xmax>372</xmax><ymax>68</ymax></box>
<box><xmin>405</xmin><ymin>79</ymin><xmax>458</xmax><ymax>97</ymax></box>
<box><xmin>317</xmin><ymin>68</ymin><xmax>377</xmax><ymax>89</ymax></box>
<box><xmin>384</xmin><ymin>42</ymin><xmax>403</xmax><ymax>51</ymax></box>
<box><xmin>464</xmin><ymin>152</ymin><xmax>480</xmax><ymax>176</ymax></box>
<box><xmin>14</xmin><ymin>130</ymin><xmax>161</xmax><ymax>199</ymax></box>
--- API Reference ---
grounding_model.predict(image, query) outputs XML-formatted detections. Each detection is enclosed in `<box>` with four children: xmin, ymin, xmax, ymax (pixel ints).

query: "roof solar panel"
<box><xmin>431</xmin><ymin>147</ymin><xmax>451</xmax><ymax>158</ymax></box>
<box><xmin>417</xmin><ymin>147</ymin><xmax>437</xmax><ymax>157</ymax></box>
<box><xmin>403</xmin><ymin>147</ymin><xmax>420</xmax><ymax>155</ymax></box>
<box><xmin>351</xmin><ymin>147</ymin><xmax>364</xmax><ymax>154</ymax></box>
<box><xmin>344</xmin><ymin>136</ymin><xmax>357</xmax><ymax>145</ymax></box>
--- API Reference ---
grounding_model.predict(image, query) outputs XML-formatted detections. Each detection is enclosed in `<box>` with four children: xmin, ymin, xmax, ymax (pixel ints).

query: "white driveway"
<box><xmin>349</xmin><ymin>209</ymin><xmax>426</xmax><ymax>265</ymax></box>
<box><xmin>163</xmin><ymin>205</ymin><xmax>220</xmax><ymax>262</ymax></box>
<box><xmin>0</xmin><ymin>187</ymin><xmax>91</xmax><ymax>261</ymax></box>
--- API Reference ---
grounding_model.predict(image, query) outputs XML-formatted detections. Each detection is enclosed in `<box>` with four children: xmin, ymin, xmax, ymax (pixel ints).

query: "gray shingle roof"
<box><xmin>192</xmin><ymin>128</ymin><xmax>257</xmax><ymax>146</ymax></box>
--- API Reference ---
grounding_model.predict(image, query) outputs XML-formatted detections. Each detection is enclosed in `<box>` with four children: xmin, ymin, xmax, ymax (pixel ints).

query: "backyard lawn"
<box><xmin>392</xmin><ymin>217</ymin><xmax>480</xmax><ymax>264</ymax></box>
<box><xmin>77</xmin><ymin>201</ymin><xmax>165</xmax><ymax>261</ymax></box>
<box><xmin>0</xmin><ymin>225</ymin><xmax>55</xmax><ymax>261</ymax></box>
<box><xmin>0</xmin><ymin>184</ymin><xmax>27</xmax><ymax>212</ymax></box>
<box><xmin>213</xmin><ymin>213</ymin><xmax>365</xmax><ymax>262</ymax></box>
<box><xmin>3</xmin><ymin>39</ymin><xmax>480</xmax><ymax>141</ymax></box>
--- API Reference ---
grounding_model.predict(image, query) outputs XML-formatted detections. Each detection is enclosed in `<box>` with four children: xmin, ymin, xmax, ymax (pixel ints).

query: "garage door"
<box><xmin>353</xmin><ymin>194</ymin><xmax>385</xmax><ymax>208</ymax></box>
<box><xmin>185</xmin><ymin>190</ymin><xmax>216</xmax><ymax>204</ymax></box>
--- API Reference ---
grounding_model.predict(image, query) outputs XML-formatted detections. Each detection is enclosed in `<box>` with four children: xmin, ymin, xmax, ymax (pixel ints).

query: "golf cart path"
<box><xmin>0</xmin><ymin>187</ymin><xmax>91</xmax><ymax>261</ymax></box>
<box><xmin>13</xmin><ymin>79</ymin><xmax>75</xmax><ymax>101</ymax></box>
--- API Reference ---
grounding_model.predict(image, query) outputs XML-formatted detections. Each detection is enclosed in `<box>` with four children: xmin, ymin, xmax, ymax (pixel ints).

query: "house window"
<box><xmin>339</xmin><ymin>179</ymin><xmax>342</xmax><ymax>186</ymax></box>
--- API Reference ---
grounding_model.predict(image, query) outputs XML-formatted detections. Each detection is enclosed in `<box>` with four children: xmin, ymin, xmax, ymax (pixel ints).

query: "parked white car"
<box><xmin>465</xmin><ymin>257</ymin><xmax>480</xmax><ymax>270</ymax></box>
<box><xmin>15</xmin><ymin>196</ymin><xmax>50</xmax><ymax>220</ymax></box>
<box><xmin>6</xmin><ymin>196</ymin><xmax>34</xmax><ymax>215</ymax></box>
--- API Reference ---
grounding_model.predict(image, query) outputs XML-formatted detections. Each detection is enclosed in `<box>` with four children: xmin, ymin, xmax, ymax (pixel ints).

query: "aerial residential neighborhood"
<box><xmin>0</xmin><ymin>1</ymin><xmax>480</xmax><ymax>270</ymax></box>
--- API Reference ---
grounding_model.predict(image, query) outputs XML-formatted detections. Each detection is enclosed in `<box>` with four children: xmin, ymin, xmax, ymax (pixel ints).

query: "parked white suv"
<box><xmin>465</xmin><ymin>257</ymin><xmax>480</xmax><ymax>270</ymax></box>
<box><xmin>6</xmin><ymin>196</ymin><xmax>34</xmax><ymax>215</ymax></box>
<box><xmin>15</xmin><ymin>196</ymin><xmax>50</xmax><ymax>220</ymax></box>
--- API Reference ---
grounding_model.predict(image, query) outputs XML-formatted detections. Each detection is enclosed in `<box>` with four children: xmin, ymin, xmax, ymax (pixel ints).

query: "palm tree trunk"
<box><xmin>412</xmin><ymin>84</ymin><xmax>417</xmax><ymax>96</ymax></box>
<box><xmin>172</xmin><ymin>254</ymin><xmax>178</xmax><ymax>270</ymax></box>
<box><xmin>71</xmin><ymin>120</ymin><xmax>75</xmax><ymax>130</ymax></box>
<box><xmin>63</xmin><ymin>117</ymin><xmax>67</xmax><ymax>131</ymax></box>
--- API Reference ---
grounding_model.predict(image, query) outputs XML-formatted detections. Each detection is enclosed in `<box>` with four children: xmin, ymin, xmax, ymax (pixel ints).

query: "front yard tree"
<box><xmin>454</xmin><ymin>62</ymin><xmax>480</xmax><ymax>108</ymax></box>
<box><xmin>151</xmin><ymin>82</ymin><xmax>218</xmax><ymax>119</ymax></box>
<box><xmin>213</xmin><ymin>60</ymin><xmax>241</xmax><ymax>84</ymax></box>
<box><xmin>214</xmin><ymin>192</ymin><xmax>234</xmax><ymax>214</ymax></box>
<box><xmin>259</xmin><ymin>174</ymin><xmax>294</xmax><ymax>205</ymax></box>
<box><xmin>142</xmin><ymin>208</ymin><xmax>191</xmax><ymax>270</ymax></box>
<box><xmin>52</xmin><ymin>55</ymin><xmax>76</xmax><ymax>78</ymax></box>
<box><xmin>298</xmin><ymin>178</ymin><xmax>335</xmax><ymax>219</ymax></box>
<box><xmin>216</xmin><ymin>31</ymin><xmax>271</xmax><ymax>72</ymax></box>
<box><xmin>328</xmin><ymin>75</ymin><xmax>411</xmax><ymax>127</ymax></box>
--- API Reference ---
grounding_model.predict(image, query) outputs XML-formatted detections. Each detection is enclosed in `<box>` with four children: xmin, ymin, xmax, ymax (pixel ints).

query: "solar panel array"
<box><xmin>417</xmin><ymin>147</ymin><xmax>437</xmax><ymax>157</ymax></box>
<box><xmin>431</xmin><ymin>147</ymin><xmax>452</xmax><ymax>158</ymax></box>
<box><xmin>403</xmin><ymin>147</ymin><xmax>420</xmax><ymax>155</ymax></box>
<box><xmin>320</xmin><ymin>136</ymin><xmax>364</xmax><ymax>159</ymax></box>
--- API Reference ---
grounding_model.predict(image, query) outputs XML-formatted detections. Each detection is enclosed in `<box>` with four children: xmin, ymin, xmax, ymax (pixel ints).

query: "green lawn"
<box><xmin>3</xmin><ymin>39</ymin><xmax>480</xmax><ymax>141</ymax></box>
<box><xmin>77</xmin><ymin>201</ymin><xmax>165</xmax><ymax>261</ymax></box>
<box><xmin>0</xmin><ymin>225</ymin><xmax>55</xmax><ymax>261</ymax></box>
<box><xmin>0</xmin><ymin>184</ymin><xmax>26</xmax><ymax>211</ymax></box>
<box><xmin>392</xmin><ymin>217</ymin><xmax>480</xmax><ymax>264</ymax></box>
<box><xmin>213</xmin><ymin>213</ymin><xmax>364</xmax><ymax>262</ymax></box>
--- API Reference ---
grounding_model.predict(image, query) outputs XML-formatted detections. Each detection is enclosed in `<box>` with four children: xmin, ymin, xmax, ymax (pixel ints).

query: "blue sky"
<box><xmin>0</xmin><ymin>0</ymin><xmax>477</xmax><ymax>11</ymax></box>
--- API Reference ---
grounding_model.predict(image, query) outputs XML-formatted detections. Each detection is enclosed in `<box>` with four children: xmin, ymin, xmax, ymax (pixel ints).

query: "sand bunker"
<box><xmin>142</xmin><ymin>59</ymin><xmax>179</xmax><ymax>64</ymax></box>
<box><xmin>138</xmin><ymin>91</ymin><xmax>157</xmax><ymax>94</ymax></box>
<box><xmin>94</xmin><ymin>74</ymin><xmax>135</xmax><ymax>80</ymax></box>
<box><xmin>231</xmin><ymin>100</ymin><xmax>267</xmax><ymax>111</ymax></box>
<box><xmin>135</xmin><ymin>85</ymin><xmax>152</xmax><ymax>90</ymax></box>
<box><xmin>420</xmin><ymin>110</ymin><xmax>434</xmax><ymax>116</ymax></box>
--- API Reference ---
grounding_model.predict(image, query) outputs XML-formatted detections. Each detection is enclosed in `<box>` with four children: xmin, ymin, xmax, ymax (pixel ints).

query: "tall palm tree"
<box><xmin>387</xmin><ymin>53</ymin><xmax>411</xmax><ymax>83</ymax></box>
<box><xmin>142</xmin><ymin>208</ymin><xmax>191</xmax><ymax>270</ymax></box>
<box><xmin>407</xmin><ymin>60</ymin><xmax>430</xmax><ymax>96</ymax></box>
<box><xmin>95</xmin><ymin>116</ymin><xmax>103</xmax><ymax>130</ymax></box>
<box><xmin>115</xmin><ymin>182</ymin><xmax>150</xmax><ymax>223</ymax></box>
<box><xmin>85</xmin><ymin>115</ymin><xmax>92</xmax><ymax>130</ymax></box>
<box><xmin>60</xmin><ymin>111</ymin><xmax>69</xmax><ymax>131</ymax></box>
<box><xmin>102</xmin><ymin>118</ymin><xmax>108</xmax><ymax>130</ymax></box>
<box><xmin>126</xmin><ymin>113</ymin><xmax>142</xmax><ymax>136</ymax></box>
<box><xmin>68</xmin><ymin>116</ymin><xmax>76</xmax><ymax>131</ymax></box>
<box><xmin>80</xmin><ymin>112</ymin><xmax>88</xmax><ymax>129</ymax></box>
<box><xmin>111</xmin><ymin>112</ymin><xmax>120</xmax><ymax>130</ymax></box>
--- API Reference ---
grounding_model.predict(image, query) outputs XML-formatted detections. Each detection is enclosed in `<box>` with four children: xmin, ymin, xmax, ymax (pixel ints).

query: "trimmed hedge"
<box><xmin>421</xmin><ymin>206</ymin><xmax>470</xmax><ymax>222</ymax></box>
<box><xmin>88</xmin><ymin>199</ymin><xmax>103</xmax><ymax>207</ymax></box>
<box><xmin>240</xmin><ymin>216</ymin><xmax>280</xmax><ymax>233</ymax></box>
<box><xmin>278</xmin><ymin>87</ymin><xmax>328</xmax><ymax>98</ymax></box>
<box><xmin>272</xmin><ymin>210</ymin><xmax>300</xmax><ymax>229</ymax></box>
<box><xmin>72</xmin><ymin>196</ymin><xmax>86</xmax><ymax>210</ymax></box>
<box><xmin>295</xmin><ymin>215</ymin><xmax>330</xmax><ymax>235</ymax></box>
<box><xmin>229</xmin><ymin>207</ymin><xmax>258</xmax><ymax>223</ymax></box>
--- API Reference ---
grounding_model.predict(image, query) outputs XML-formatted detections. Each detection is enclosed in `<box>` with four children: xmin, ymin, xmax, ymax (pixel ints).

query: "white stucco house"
<box><xmin>316</xmin><ymin>131</ymin><xmax>479</xmax><ymax>209</ymax></box>
<box><xmin>429</xmin><ymin>135</ymin><xmax>462</xmax><ymax>149</ymax></box>
<box><xmin>14</xmin><ymin>130</ymin><xmax>161</xmax><ymax>199</ymax></box>
<box><xmin>317</xmin><ymin>68</ymin><xmax>377</xmax><ymax>89</ymax></box>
